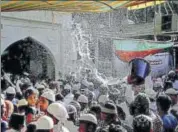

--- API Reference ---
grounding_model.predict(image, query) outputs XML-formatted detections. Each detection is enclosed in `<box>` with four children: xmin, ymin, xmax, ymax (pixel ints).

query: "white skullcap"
<box><xmin>66</xmin><ymin>105</ymin><xmax>77</xmax><ymax>114</ymax></box>
<box><xmin>165</xmin><ymin>88</ymin><xmax>178</xmax><ymax>95</ymax></box>
<box><xmin>6</xmin><ymin>86</ymin><xmax>16</xmax><ymax>94</ymax></box>
<box><xmin>168</xmin><ymin>70</ymin><xmax>175</xmax><ymax>75</ymax></box>
<box><xmin>79</xmin><ymin>114</ymin><xmax>97</xmax><ymax>125</ymax></box>
<box><xmin>145</xmin><ymin>88</ymin><xmax>157</xmax><ymax>99</ymax></box>
<box><xmin>41</xmin><ymin>91</ymin><xmax>55</xmax><ymax>102</ymax></box>
<box><xmin>47</xmin><ymin>103</ymin><xmax>69</xmax><ymax>122</ymax></box>
<box><xmin>36</xmin><ymin>84</ymin><xmax>45</xmax><ymax>90</ymax></box>
<box><xmin>17</xmin><ymin>99</ymin><xmax>28</xmax><ymax>107</ymax></box>
<box><xmin>64</xmin><ymin>84</ymin><xmax>72</xmax><ymax>90</ymax></box>
<box><xmin>36</xmin><ymin>115</ymin><xmax>54</xmax><ymax>130</ymax></box>
<box><xmin>98</xmin><ymin>95</ymin><xmax>109</xmax><ymax>104</ymax></box>
<box><xmin>23</xmin><ymin>72</ymin><xmax>29</xmax><ymax>76</ymax></box>
<box><xmin>153</xmin><ymin>81</ymin><xmax>163</xmax><ymax>88</ymax></box>
<box><xmin>73</xmin><ymin>83</ymin><xmax>81</xmax><ymax>91</ymax></box>
<box><xmin>77</xmin><ymin>94</ymin><xmax>88</xmax><ymax>104</ymax></box>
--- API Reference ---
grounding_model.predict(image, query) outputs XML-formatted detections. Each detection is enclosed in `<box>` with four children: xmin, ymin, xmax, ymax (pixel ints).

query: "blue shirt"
<box><xmin>162</xmin><ymin>114</ymin><xmax>178</xmax><ymax>130</ymax></box>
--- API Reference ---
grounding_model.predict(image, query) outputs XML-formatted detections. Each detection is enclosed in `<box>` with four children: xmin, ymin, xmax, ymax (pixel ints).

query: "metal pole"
<box><xmin>154</xmin><ymin>0</ymin><xmax>157</xmax><ymax>41</ymax></box>
<box><xmin>173</xmin><ymin>48</ymin><xmax>176</xmax><ymax>69</ymax></box>
<box><xmin>172</xmin><ymin>35</ymin><xmax>176</xmax><ymax>69</ymax></box>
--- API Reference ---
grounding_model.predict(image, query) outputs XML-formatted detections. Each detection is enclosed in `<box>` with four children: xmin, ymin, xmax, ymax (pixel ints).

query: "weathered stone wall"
<box><xmin>1</xmin><ymin>11</ymin><xmax>73</xmax><ymax>79</ymax></box>
<box><xmin>72</xmin><ymin>9</ymin><xmax>130</xmax><ymax>78</ymax></box>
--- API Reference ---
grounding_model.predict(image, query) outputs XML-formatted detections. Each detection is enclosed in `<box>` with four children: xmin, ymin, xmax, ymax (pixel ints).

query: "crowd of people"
<box><xmin>1</xmin><ymin>63</ymin><xmax>178</xmax><ymax>132</ymax></box>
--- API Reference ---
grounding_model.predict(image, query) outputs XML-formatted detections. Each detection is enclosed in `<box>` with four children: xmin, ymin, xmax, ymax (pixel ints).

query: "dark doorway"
<box><xmin>1</xmin><ymin>37</ymin><xmax>55</xmax><ymax>79</ymax></box>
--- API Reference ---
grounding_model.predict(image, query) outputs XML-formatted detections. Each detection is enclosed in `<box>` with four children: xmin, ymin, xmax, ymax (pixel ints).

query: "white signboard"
<box><xmin>145</xmin><ymin>52</ymin><xmax>173</xmax><ymax>77</ymax></box>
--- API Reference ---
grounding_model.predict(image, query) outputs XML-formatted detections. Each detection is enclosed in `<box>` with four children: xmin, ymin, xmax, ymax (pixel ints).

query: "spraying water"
<box><xmin>71</xmin><ymin>23</ymin><xmax>108</xmax><ymax>85</ymax></box>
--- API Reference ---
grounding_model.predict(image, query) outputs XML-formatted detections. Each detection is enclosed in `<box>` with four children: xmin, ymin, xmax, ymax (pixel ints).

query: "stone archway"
<box><xmin>1</xmin><ymin>37</ymin><xmax>56</xmax><ymax>79</ymax></box>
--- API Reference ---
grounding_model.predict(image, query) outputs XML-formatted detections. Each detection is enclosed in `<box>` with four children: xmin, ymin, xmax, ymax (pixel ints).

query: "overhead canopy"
<box><xmin>127</xmin><ymin>0</ymin><xmax>165</xmax><ymax>10</ymax></box>
<box><xmin>1</xmin><ymin>0</ymin><xmax>165</xmax><ymax>13</ymax></box>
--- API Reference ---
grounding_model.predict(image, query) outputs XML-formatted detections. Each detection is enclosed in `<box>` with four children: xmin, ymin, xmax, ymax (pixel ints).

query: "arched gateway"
<box><xmin>1</xmin><ymin>37</ymin><xmax>55</xmax><ymax>80</ymax></box>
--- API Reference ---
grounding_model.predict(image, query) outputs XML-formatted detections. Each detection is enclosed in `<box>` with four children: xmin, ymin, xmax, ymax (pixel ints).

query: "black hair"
<box><xmin>8</xmin><ymin>113</ymin><xmax>25</xmax><ymax>130</ymax></box>
<box><xmin>90</xmin><ymin>105</ymin><xmax>101</xmax><ymax>114</ymax></box>
<box><xmin>1</xmin><ymin>121</ymin><xmax>7</xmax><ymax>132</ymax></box>
<box><xmin>68</xmin><ymin>113</ymin><xmax>76</xmax><ymax>122</ymax></box>
<box><xmin>164</xmin><ymin>81</ymin><xmax>173</xmax><ymax>91</ymax></box>
<box><xmin>116</xmin><ymin>105</ymin><xmax>126</xmax><ymax>120</ymax></box>
<box><xmin>129</xmin><ymin>101</ymin><xmax>136</xmax><ymax>116</ymax></box>
<box><xmin>74</xmin><ymin>92</ymin><xmax>80</xmax><ymax>100</ymax></box>
<box><xmin>156</xmin><ymin>95</ymin><xmax>172</xmax><ymax>112</ymax></box>
<box><xmin>133</xmin><ymin>124</ymin><xmax>151</xmax><ymax>132</ymax></box>
<box><xmin>55</xmin><ymin>93</ymin><xmax>64</xmax><ymax>101</ymax></box>
<box><xmin>6</xmin><ymin>93</ymin><xmax>15</xmax><ymax>101</ymax></box>
<box><xmin>16</xmin><ymin>92</ymin><xmax>23</xmax><ymax>100</ymax></box>
<box><xmin>48</xmin><ymin>100</ymin><xmax>53</xmax><ymax>105</ymax></box>
<box><xmin>1</xmin><ymin>105</ymin><xmax>4</xmax><ymax>117</ymax></box>
<box><xmin>109</xmin><ymin>124</ymin><xmax>125</xmax><ymax>132</ymax></box>
<box><xmin>104</xmin><ymin>102</ymin><xmax>116</xmax><ymax>111</ymax></box>
<box><xmin>131</xmin><ymin>94</ymin><xmax>150</xmax><ymax>116</ymax></box>
<box><xmin>24</xmin><ymin>88</ymin><xmax>36</xmax><ymax>99</ymax></box>
<box><xmin>18</xmin><ymin>105</ymin><xmax>27</xmax><ymax>112</ymax></box>
<box><xmin>26</xmin><ymin>123</ymin><xmax>36</xmax><ymax>132</ymax></box>
<box><xmin>21</xmin><ymin>83</ymin><xmax>31</xmax><ymax>91</ymax></box>
<box><xmin>1</xmin><ymin>78</ymin><xmax>10</xmax><ymax>92</ymax></box>
<box><xmin>133</xmin><ymin>115</ymin><xmax>152</xmax><ymax>132</ymax></box>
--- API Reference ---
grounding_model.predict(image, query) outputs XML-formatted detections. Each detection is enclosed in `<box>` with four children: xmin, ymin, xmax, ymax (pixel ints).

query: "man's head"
<box><xmin>36</xmin><ymin>115</ymin><xmax>54</xmax><ymax>132</ymax></box>
<box><xmin>77</xmin><ymin>95</ymin><xmax>88</xmax><ymax>111</ymax></box>
<box><xmin>165</xmin><ymin>88</ymin><xmax>178</xmax><ymax>105</ymax></box>
<box><xmin>133</xmin><ymin>114</ymin><xmax>153</xmax><ymax>132</ymax></box>
<box><xmin>39</xmin><ymin>92</ymin><xmax>55</xmax><ymax>112</ymax></box>
<box><xmin>62</xmin><ymin>84</ymin><xmax>72</xmax><ymax>97</ymax></box>
<box><xmin>156</xmin><ymin>95</ymin><xmax>172</xmax><ymax>114</ymax></box>
<box><xmin>100</xmin><ymin>102</ymin><xmax>118</xmax><ymax>124</ymax></box>
<box><xmin>132</xmin><ymin>84</ymin><xmax>145</xmax><ymax>95</ymax></box>
<box><xmin>168</xmin><ymin>70</ymin><xmax>176</xmax><ymax>81</ymax></box>
<box><xmin>79</xmin><ymin>114</ymin><xmax>97</xmax><ymax>132</ymax></box>
<box><xmin>24</xmin><ymin>88</ymin><xmax>38</xmax><ymax>107</ymax></box>
<box><xmin>6</xmin><ymin>86</ymin><xmax>16</xmax><ymax>101</ymax></box>
<box><xmin>130</xmin><ymin>93</ymin><xmax>150</xmax><ymax>116</ymax></box>
<box><xmin>66</xmin><ymin>104</ymin><xmax>77</xmax><ymax>123</ymax></box>
<box><xmin>8</xmin><ymin>113</ymin><xmax>25</xmax><ymax>131</ymax></box>
<box><xmin>89</xmin><ymin>105</ymin><xmax>101</xmax><ymax>120</ymax></box>
<box><xmin>47</xmin><ymin>103</ymin><xmax>68</xmax><ymax>125</ymax></box>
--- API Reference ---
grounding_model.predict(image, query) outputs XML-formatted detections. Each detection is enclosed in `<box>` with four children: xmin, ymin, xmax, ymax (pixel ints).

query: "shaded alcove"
<box><xmin>1</xmin><ymin>37</ymin><xmax>55</xmax><ymax>80</ymax></box>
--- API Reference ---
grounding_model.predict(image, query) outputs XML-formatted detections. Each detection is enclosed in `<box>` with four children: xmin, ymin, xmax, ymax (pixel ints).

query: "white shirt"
<box><xmin>64</xmin><ymin>121</ymin><xmax>78</xmax><ymax>132</ymax></box>
<box><xmin>53</xmin><ymin>123</ymin><xmax>70</xmax><ymax>132</ymax></box>
<box><xmin>63</xmin><ymin>93</ymin><xmax>74</xmax><ymax>105</ymax></box>
<box><xmin>173</xmin><ymin>80</ymin><xmax>178</xmax><ymax>90</ymax></box>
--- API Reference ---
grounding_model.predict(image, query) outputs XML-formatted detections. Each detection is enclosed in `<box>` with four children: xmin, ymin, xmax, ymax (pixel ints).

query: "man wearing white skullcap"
<box><xmin>165</xmin><ymin>88</ymin><xmax>178</xmax><ymax>119</ymax></box>
<box><xmin>36</xmin><ymin>115</ymin><xmax>54</xmax><ymax>132</ymax></box>
<box><xmin>77</xmin><ymin>94</ymin><xmax>88</xmax><ymax>115</ymax></box>
<box><xmin>63</xmin><ymin>84</ymin><xmax>74</xmax><ymax>105</ymax></box>
<box><xmin>38</xmin><ymin>91</ymin><xmax>55</xmax><ymax>113</ymax></box>
<box><xmin>47</xmin><ymin>103</ymin><xmax>69</xmax><ymax>132</ymax></box>
<box><xmin>6</xmin><ymin>87</ymin><xmax>17</xmax><ymax>102</ymax></box>
<box><xmin>6</xmin><ymin>86</ymin><xmax>18</xmax><ymax>112</ymax></box>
